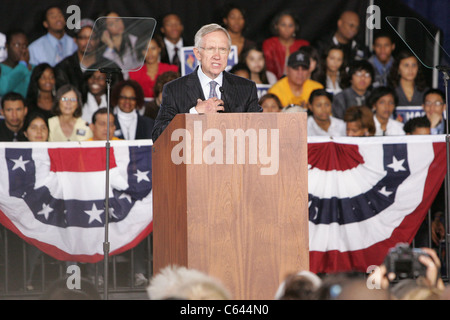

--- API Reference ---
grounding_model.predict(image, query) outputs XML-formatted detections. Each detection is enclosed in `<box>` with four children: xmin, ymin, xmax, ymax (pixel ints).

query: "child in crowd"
<box><xmin>259</xmin><ymin>93</ymin><xmax>282</xmax><ymax>113</ymax></box>
<box><xmin>343</xmin><ymin>105</ymin><xmax>375</xmax><ymax>137</ymax></box>
<box><xmin>307</xmin><ymin>89</ymin><xmax>345</xmax><ymax>136</ymax></box>
<box><xmin>368</xmin><ymin>86</ymin><xmax>405</xmax><ymax>136</ymax></box>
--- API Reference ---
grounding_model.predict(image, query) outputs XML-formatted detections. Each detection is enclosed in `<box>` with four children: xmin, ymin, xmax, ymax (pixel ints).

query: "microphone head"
<box><xmin>219</xmin><ymin>87</ymin><xmax>224</xmax><ymax>93</ymax></box>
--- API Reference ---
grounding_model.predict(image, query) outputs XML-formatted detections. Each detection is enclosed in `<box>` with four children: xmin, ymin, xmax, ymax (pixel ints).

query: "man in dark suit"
<box><xmin>152</xmin><ymin>23</ymin><xmax>262</xmax><ymax>141</ymax></box>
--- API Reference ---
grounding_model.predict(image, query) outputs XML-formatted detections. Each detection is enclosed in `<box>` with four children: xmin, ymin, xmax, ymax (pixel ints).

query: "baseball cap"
<box><xmin>287</xmin><ymin>50</ymin><xmax>310</xmax><ymax>69</ymax></box>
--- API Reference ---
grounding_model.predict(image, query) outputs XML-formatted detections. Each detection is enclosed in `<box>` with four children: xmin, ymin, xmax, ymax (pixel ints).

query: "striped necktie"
<box><xmin>208</xmin><ymin>81</ymin><xmax>218</xmax><ymax>99</ymax></box>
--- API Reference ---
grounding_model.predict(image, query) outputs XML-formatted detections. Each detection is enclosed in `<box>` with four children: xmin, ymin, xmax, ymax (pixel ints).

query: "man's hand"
<box><xmin>194</xmin><ymin>97</ymin><xmax>225</xmax><ymax>114</ymax></box>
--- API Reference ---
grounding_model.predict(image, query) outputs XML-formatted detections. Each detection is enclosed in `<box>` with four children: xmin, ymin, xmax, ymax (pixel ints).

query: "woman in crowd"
<box><xmin>262</xmin><ymin>10</ymin><xmax>310</xmax><ymax>79</ymax></box>
<box><xmin>81</xmin><ymin>69</ymin><xmax>107</xmax><ymax>124</ymax></box>
<box><xmin>313</xmin><ymin>45</ymin><xmax>346</xmax><ymax>96</ymax></box>
<box><xmin>25</xmin><ymin>63</ymin><xmax>57</xmax><ymax>121</ymax></box>
<box><xmin>48</xmin><ymin>84</ymin><xmax>92</xmax><ymax>141</ymax></box>
<box><xmin>241</xmin><ymin>46</ymin><xmax>277</xmax><ymax>85</ymax></box>
<box><xmin>388</xmin><ymin>50</ymin><xmax>428</xmax><ymax>106</ymax></box>
<box><xmin>129</xmin><ymin>35</ymin><xmax>179</xmax><ymax>100</ymax></box>
<box><xmin>221</xmin><ymin>3</ymin><xmax>256</xmax><ymax>59</ymax></box>
<box><xmin>367</xmin><ymin>86</ymin><xmax>405</xmax><ymax>136</ymax></box>
<box><xmin>23</xmin><ymin>112</ymin><xmax>49</xmax><ymax>142</ymax></box>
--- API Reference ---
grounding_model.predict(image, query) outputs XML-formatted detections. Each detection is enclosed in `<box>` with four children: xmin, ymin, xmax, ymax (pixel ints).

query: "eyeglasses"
<box><xmin>200</xmin><ymin>47</ymin><xmax>230</xmax><ymax>55</ymax></box>
<box><xmin>424</xmin><ymin>101</ymin><xmax>445</xmax><ymax>107</ymax></box>
<box><xmin>354</xmin><ymin>71</ymin><xmax>372</xmax><ymax>78</ymax></box>
<box><xmin>119</xmin><ymin>95</ymin><xmax>137</xmax><ymax>101</ymax></box>
<box><xmin>61</xmin><ymin>97</ymin><xmax>77</xmax><ymax>103</ymax></box>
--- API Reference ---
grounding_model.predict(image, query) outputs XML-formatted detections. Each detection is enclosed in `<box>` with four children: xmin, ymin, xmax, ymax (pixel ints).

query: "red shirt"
<box><xmin>262</xmin><ymin>37</ymin><xmax>310</xmax><ymax>80</ymax></box>
<box><xmin>130</xmin><ymin>62</ymin><xmax>178</xmax><ymax>98</ymax></box>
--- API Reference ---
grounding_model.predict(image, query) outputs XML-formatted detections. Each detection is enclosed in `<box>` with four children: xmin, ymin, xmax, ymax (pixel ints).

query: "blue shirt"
<box><xmin>0</xmin><ymin>63</ymin><xmax>34</xmax><ymax>97</ymax></box>
<box><xmin>29</xmin><ymin>33</ymin><xmax>78</xmax><ymax>67</ymax></box>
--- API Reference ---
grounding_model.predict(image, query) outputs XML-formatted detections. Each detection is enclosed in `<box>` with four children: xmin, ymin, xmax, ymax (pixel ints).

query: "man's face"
<box><xmin>373</xmin><ymin>37</ymin><xmax>395</xmax><ymax>64</ymax></box>
<box><xmin>90</xmin><ymin>113</ymin><xmax>115</xmax><ymax>140</ymax></box>
<box><xmin>194</xmin><ymin>30</ymin><xmax>230</xmax><ymax>79</ymax></box>
<box><xmin>337</xmin><ymin>12</ymin><xmax>360</xmax><ymax>42</ymax></box>
<box><xmin>2</xmin><ymin>100</ymin><xmax>28</xmax><ymax>132</ymax></box>
<box><xmin>161</xmin><ymin>14</ymin><xmax>183</xmax><ymax>42</ymax></box>
<box><xmin>423</xmin><ymin>93</ymin><xmax>445</xmax><ymax>121</ymax></box>
<box><xmin>44</xmin><ymin>7</ymin><xmax>66</xmax><ymax>33</ymax></box>
<box><xmin>76</xmin><ymin>27</ymin><xmax>93</xmax><ymax>55</ymax></box>
<box><xmin>7</xmin><ymin>33</ymin><xmax>28</xmax><ymax>63</ymax></box>
<box><xmin>286</xmin><ymin>65</ymin><xmax>309</xmax><ymax>88</ymax></box>
<box><xmin>351</xmin><ymin>69</ymin><xmax>372</xmax><ymax>93</ymax></box>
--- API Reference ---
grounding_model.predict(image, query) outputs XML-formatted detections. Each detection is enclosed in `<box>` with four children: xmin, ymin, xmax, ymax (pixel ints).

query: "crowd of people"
<box><xmin>0</xmin><ymin>4</ymin><xmax>447</xmax><ymax>298</ymax></box>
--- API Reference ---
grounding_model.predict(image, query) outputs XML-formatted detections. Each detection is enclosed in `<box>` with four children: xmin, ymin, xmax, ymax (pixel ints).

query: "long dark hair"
<box><xmin>240</xmin><ymin>45</ymin><xmax>269</xmax><ymax>84</ymax></box>
<box><xmin>26</xmin><ymin>63</ymin><xmax>55</xmax><ymax>108</ymax></box>
<box><xmin>387</xmin><ymin>50</ymin><xmax>428</xmax><ymax>91</ymax></box>
<box><xmin>313</xmin><ymin>44</ymin><xmax>347</xmax><ymax>88</ymax></box>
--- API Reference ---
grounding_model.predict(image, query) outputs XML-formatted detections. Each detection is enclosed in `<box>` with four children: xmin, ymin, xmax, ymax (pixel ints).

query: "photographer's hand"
<box><xmin>419</xmin><ymin>247</ymin><xmax>445</xmax><ymax>290</ymax></box>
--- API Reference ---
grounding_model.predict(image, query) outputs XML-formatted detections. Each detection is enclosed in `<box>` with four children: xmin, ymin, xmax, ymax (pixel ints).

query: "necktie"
<box><xmin>55</xmin><ymin>40</ymin><xmax>64</xmax><ymax>63</ymax></box>
<box><xmin>172</xmin><ymin>47</ymin><xmax>180</xmax><ymax>69</ymax></box>
<box><xmin>208</xmin><ymin>81</ymin><xmax>218</xmax><ymax>99</ymax></box>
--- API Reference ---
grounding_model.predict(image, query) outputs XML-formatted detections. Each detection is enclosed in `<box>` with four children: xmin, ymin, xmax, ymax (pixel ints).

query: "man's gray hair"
<box><xmin>194</xmin><ymin>23</ymin><xmax>231</xmax><ymax>49</ymax></box>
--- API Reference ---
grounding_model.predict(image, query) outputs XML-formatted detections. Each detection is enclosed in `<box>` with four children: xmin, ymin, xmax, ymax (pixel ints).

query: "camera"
<box><xmin>384</xmin><ymin>243</ymin><xmax>430</xmax><ymax>279</ymax></box>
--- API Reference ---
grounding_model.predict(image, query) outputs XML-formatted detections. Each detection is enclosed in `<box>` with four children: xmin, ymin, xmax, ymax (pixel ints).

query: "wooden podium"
<box><xmin>152</xmin><ymin>113</ymin><xmax>308</xmax><ymax>300</ymax></box>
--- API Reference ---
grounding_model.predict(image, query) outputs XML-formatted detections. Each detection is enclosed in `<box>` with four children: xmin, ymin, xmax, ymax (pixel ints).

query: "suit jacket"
<box><xmin>152</xmin><ymin>67</ymin><xmax>262</xmax><ymax>141</ymax></box>
<box><xmin>114</xmin><ymin>110</ymin><xmax>155</xmax><ymax>140</ymax></box>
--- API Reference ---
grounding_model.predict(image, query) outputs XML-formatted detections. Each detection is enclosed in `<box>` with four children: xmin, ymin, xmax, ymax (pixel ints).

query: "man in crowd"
<box><xmin>0</xmin><ymin>92</ymin><xmax>28</xmax><ymax>141</ymax></box>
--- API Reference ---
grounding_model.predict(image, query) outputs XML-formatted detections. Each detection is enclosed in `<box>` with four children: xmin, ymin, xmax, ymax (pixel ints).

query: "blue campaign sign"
<box><xmin>256</xmin><ymin>84</ymin><xmax>272</xmax><ymax>99</ymax></box>
<box><xmin>395</xmin><ymin>106</ymin><xmax>426</xmax><ymax>123</ymax></box>
<box><xmin>181</xmin><ymin>45</ymin><xmax>238</xmax><ymax>76</ymax></box>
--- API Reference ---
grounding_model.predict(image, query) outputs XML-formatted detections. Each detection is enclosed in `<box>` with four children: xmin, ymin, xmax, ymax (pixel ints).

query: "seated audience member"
<box><xmin>343</xmin><ymin>105</ymin><xmax>375</xmax><ymax>137</ymax></box>
<box><xmin>129</xmin><ymin>35</ymin><xmax>179</xmax><ymax>99</ymax></box>
<box><xmin>0</xmin><ymin>29</ymin><xmax>34</xmax><ymax>98</ymax></box>
<box><xmin>144</xmin><ymin>71</ymin><xmax>180</xmax><ymax>120</ymax></box>
<box><xmin>421</xmin><ymin>88</ymin><xmax>446</xmax><ymax>134</ymax></box>
<box><xmin>268</xmin><ymin>50</ymin><xmax>323</xmax><ymax>109</ymax></box>
<box><xmin>28</xmin><ymin>6</ymin><xmax>78</xmax><ymax>67</ymax></box>
<box><xmin>0</xmin><ymin>92</ymin><xmax>28</xmax><ymax>141</ymax></box>
<box><xmin>403</xmin><ymin>116</ymin><xmax>430</xmax><ymax>135</ymax></box>
<box><xmin>26</xmin><ymin>63</ymin><xmax>56</xmax><ymax>121</ymax></box>
<box><xmin>314</xmin><ymin>10</ymin><xmax>369</xmax><ymax>63</ymax></box>
<box><xmin>307</xmin><ymin>89</ymin><xmax>346</xmax><ymax>136</ymax></box>
<box><xmin>229</xmin><ymin>62</ymin><xmax>250</xmax><ymax>79</ymax></box>
<box><xmin>368</xmin><ymin>32</ymin><xmax>396</xmax><ymax>88</ymax></box>
<box><xmin>48</xmin><ymin>84</ymin><xmax>92</xmax><ymax>142</ymax></box>
<box><xmin>88</xmin><ymin>107</ymin><xmax>119</xmax><ymax>141</ymax></box>
<box><xmin>147</xmin><ymin>265</ymin><xmax>231</xmax><ymax>300</ymax></box>
<box><xmin>313</xmin><ymin>45</ymin><xmax>346</xmax><ymax>95</ymax></box>
<box><xmin>332</xmin><ymin>59</ymin><xmax>374</xmax><ymax>119</ymax></box>
<box><xmin>368</xmin><ymin>86</ymin><xmax>405</xmax><ymax>136</ymax></box>
<box><xmin>259</xmin><ymin>93</ymin><xmax>282</xmax><ymax>113</ymax></box>
<box><xmin>159</xmin><ymin>13</ymin><xmax>188</xmax><ymax>70</ymax></box>
<box><xmin>240</xmin><ymin>46</ymin><xmax>277</xmax><ymax>85</ymax></box>
<box><xmin>274</xmin><ymin>270</ymin><xmax>322</xmax><ymax>300</ymax></box>
<box><xmin>221</xmin><ymin>3</ymin><xmax>256</xmax><ymax>59</ymax></box>
<box><xmin>388</xmin><ymin>50</ymin><xmax>429</xmax><ymax>106</ymax></box>
<box><xmin>111</xmin><ymin>80</ymin><xmax>154</xmax><ymax>140</ymax></box>
<box><xmin>262</xmin><ymin>10</ymin><xmax>310</xmax><ymax>79</ymax></box>
<box><xmin>23</xmin><ymin>112</ymin><xmax>49</xmax><ymax>141</ymax></box>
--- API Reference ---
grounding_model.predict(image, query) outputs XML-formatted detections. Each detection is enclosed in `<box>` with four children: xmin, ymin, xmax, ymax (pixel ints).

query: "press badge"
<box><xmin>76</xmin><ymin>129</ymin><xmax>86</xmax><ymax>136</ymax></box>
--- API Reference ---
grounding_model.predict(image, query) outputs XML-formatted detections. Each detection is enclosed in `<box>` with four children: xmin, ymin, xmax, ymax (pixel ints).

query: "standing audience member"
<box><xmin>388</xmin><ymin>50</ymin><xmax>429</xmax><ymax>106</ymax></box>
<box><xmin>88</xmin><ymin>107</ymin><xmax>119</xmax><ymax>141</ymax></box>
<box><xmin>48</xmin><ymin>84</ymin><xmax>92</xmax><ymax>142</ymax></box>
<box><xmin>28</xmin><ymin>6</ymin><xmax>78</xmax><ymax>67</ymax></box>
<box><xmin>332</xmin><ymin>60</ymin><xmax>374</xmax><ymax>119</ymax></box>
<box><xmin>112</xmin><ymin>80</ymin><xmax>154</xmax><ymax>140</ymax></box>
<box><xmin>314</xmin><ymin>10</ymin><xmax>368</xmax><ymax>63</ymax></box>
<box><xmin>313</xmin><ymin>45</ymin><xmax>346</xmax><ymax>95</ymax></box>
<box><xmin>143</xmin><ymin>71</ymin><xmax>180</xmax><ymax>120</ymax></box>
<box><xmin>0</xmin><ymin>30</ymin><xmax>34</xmax><ymax>98</ymax></box>
<box><xmin>298</xmin><ymin>46</ymin><xmax>321</xmax><ymax>81</ymax></box>
<box><xmin>262</xmin><ymin>10</ymin><xmax>310</xmax><ymax>79</ymax></box>
<box><xmin>0</xmin><ymin>92</ymin><xmax>28</xmax><ymax>141</ymax></box>
<box><xmin>368</xmin><ymin>32</ymin><xmax>396</xmax><ymax>88</ymax></box>
<box><xmin>259</xmin><ymin>93</ymin><xmax>282</xmax><ymax>113</ymax></box>
<box><xmin>368</xmin><ymin>86</ymin><xmax>405</xmax><ymax>136</ymax></box>
<box><xmin>26</xmin><ymin>63</ymin><xmax>57</xmax><ymax>121</ymax></box>
<box><xmin>241</xmin><ymin>46</ymin><xmax>277</xmax><ymax>85</ymax></box>
<box><xmin>343</xmin><ymin>105</ymin><xmax>376</xmax><ymax>137</ymax></box>
<box><xmin>307</xmin><ymin>89</ymin><xmax>346</xmax><ymax>136</ymax></box>
<box><xmin>159</xmin><ymin>13</ymin><xmax>187</xmax><ymax>70</ymax></box>
<box><xmin>421</xmin><ymin>88</ymin><xmax>446</xmax><ymax>135</ymax></box>
<box><xmin>221</xmin><ymin>4</ymin><xmax>256</xmax><ymax>59</ymax></box>
<box><xmin>129</xmin><ymin>35</ymin><xmax>179</xmax><ymax>99</ymax></box>
<box><xmin>268</xmin><ymin>50</ymin><xmax>323</xmax><ymax>109</ymax></box>
<box><xmin>81</xmin><ymin>69</ymin><xmax>108</xmax><ymax>124</ymax></box>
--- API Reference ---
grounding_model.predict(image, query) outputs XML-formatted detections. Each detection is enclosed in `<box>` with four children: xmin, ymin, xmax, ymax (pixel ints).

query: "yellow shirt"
<box><xmin>268</xmin><ymin>77</ymin><xmax>324</xmax><ymax>108</ymax></box>
<box><xmin>48</xmin><ymin>116</ymin><xmax>93</xmax><ymax>142</ymax></box>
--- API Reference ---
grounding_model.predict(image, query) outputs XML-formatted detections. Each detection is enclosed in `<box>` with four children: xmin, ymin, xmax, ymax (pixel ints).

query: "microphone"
<box><xmin>219</xmin><ymin>87</ymin><xmax>226</xmax><ymax>113</ymax></box>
